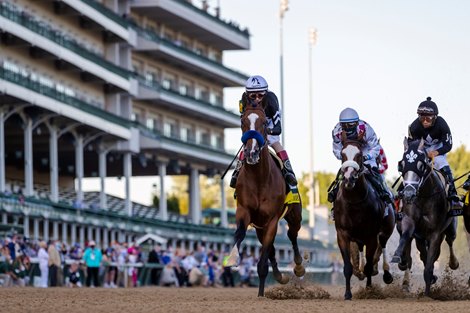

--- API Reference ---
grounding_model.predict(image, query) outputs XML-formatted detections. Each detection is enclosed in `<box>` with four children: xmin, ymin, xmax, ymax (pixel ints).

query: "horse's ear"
<box><xmin>418</xmin><ymin>138</ymin><xmax>425</xmax><ymax>152</ymax></box>
<box><xmin>357</xmin><ymin>131</ymin><xmax>364</xmax><ymax>142</ymax></box>
<box><xmin>403</xmin><ymin>137</ymin><xmax>408</xmax><ymax>151</ymax></box>
<box><xmin>341</xmin><ymin>131</ymin><xmax>347</xmax><ymax>143</ymax></box>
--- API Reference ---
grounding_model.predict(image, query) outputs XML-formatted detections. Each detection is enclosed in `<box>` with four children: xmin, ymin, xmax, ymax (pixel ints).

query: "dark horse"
<box><xmin>462</xmin><ymin>190</ymin><xmax>470</xmax><ymax>285</ymax></box>
<box><xmin>392</xmin><ymin>138</ymin><xmax>459</xmax><ymax>296</ymax></box>
<box><xmin>334</xmin><ymin>138</ymin><xmax>395</xmax><ymax>300</ymax></box>
<box><xmin>225</xmin><ymin>102</ymin><xmax>305</xmax><ymax>297</ymax></box>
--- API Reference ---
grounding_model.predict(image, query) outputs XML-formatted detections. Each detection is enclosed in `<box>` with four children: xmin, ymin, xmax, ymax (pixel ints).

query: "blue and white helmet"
<box><xmin>339</xmin><ymin>108</ymin><xmax>359</xmax><ymax>123</ymax></box>
<box><xmin>245</xmin><ymin>75</ymin><xmax>268</xmax><ymax>93</ymax></box>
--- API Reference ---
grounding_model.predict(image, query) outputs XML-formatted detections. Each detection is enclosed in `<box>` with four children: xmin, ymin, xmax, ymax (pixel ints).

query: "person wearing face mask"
<box><xmin>230</xmin><ymin>75</ymin><xmax>298</xmax><ymax>189</ymax></box>
<box><xmin>328</xmin><ymin>107</ymin><xmax>393</xmax><ymax>207</ymax></box>
<box><xmin>405</xmin><ymin>97</ymin><xmax>462</xmax><ymax>208</ymax></box>
<box><xmin>82</xmin><ymin>240</ymin><xmax>102</xmax><ymax>287</ymax></box>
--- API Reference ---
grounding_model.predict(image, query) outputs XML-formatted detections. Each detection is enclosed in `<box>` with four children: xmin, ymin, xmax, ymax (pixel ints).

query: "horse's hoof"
<box><xmin>279</xmin><ymin>275</ymin><xmax>290</xmax><ymax>285</ymax></box>
<box><xmin>344</xmin><ymin>291</ymin><xmax>352</xmax><ymax>300</ymax></box>
<box><xmin>398</xmin><ymin>261</ymin><xmax>408</xmax><ymax>271</ymax></box>
<box><xmin>383</xmin><ymin>271</ymin><xmax>393</xmax><ymax>284</ymax></box>
<box><xmin>354</xmin><ymin>271</ymin><xmax>365</xmax><ymax>281</ymax></box>
<box><xmin>431</xmin><ymin>275</ymin><xmax>438</xmax><ymax>285</ymax></box>
<box><xmin>294</xmin><ymin>265</ymin><xmax>305</xmax><ymax>277</ymax></box>
<box><xmin>402</xmin><ymin>284</ymin><xmax>411</xmax><ymax>293</ymax></box>
<box><xmin>391</xmin><ymin>255</ymin><xmax>401</xmax><ymax>263</ymax></box>
<box><xmin>449</xmin><ymin>259</ymin><xmax>459</xmax><ymax>270</ymax></box>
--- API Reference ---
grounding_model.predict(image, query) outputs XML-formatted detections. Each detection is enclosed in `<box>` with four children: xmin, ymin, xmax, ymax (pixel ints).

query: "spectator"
<box><xmin>38</xmin><ymin>241</ymin><xmax>49</xmax><ymax>288</ymax></box>
<box><xmin>67</xmin><ymin>262</ymin><xmax>82</xmax><ymax>288</ymax></box>
<box><xmin>221</xmin><ymin>252</ymin><xmax>234</xmax><ymax>287</ymax></box>
<box><xmin>82</xmin><ymin>240</ymin><xmax>102</xmax><ymax>287</ymax></box>
<box><xmin>148</xmin><ymin>244</ymin><xmax>162</xmax><ymax>286</ymax></box>
<box><xmin>48</xmin><ymin>241</ymin><xmax>61</xmax><ymax>287</ymax></box>
<box><xmin>10</xmin><ymin>255</ymin><xmax>29</xmax><ymax>287</ymax></box>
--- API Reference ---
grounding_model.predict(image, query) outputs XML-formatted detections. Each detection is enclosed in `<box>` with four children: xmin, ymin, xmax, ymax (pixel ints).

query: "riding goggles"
<box><xmin>418</xmin><ymin>114</ymin><xmax>435</xmax><ymax>123</ymax></box>
<box><xmin>341</xmin><ymin>122</ymin><xmax>358</xmax><ymax>130</ymax></box>
<box><xmin>248</xmin><ymin>92</ymin><xmax>266</xmax><ymax>100</ymax></box>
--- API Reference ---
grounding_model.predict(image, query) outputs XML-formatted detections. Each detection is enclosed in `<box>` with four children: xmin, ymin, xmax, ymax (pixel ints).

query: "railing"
<box><xmin>133</xmin><ymin>121</ymin><xmax>231</xmax><ymax>156</ymax></box>
<box><xmin>135</xmin><ymin>74</ymin><xmax>239</xmax><ymax>118</ymax></box>
<box><xmin>0</xmin><ymin>67</ymin><xmax>132</xmax><ymax>129</ymax></box>
<box><xmin>132</xmin><ymin>25</ymin><xmax>247</xmax><ymax>80</ymax></box>
<box><xmin>80</xmin><ymin>0</ymin><xmax>130</xmax><ymax>28</ymax></box>
<box><xmin>173</xmin><ymin>0</ymin><xmax>250</xmax><ymax>36</ymax></box>
<box><xmin>0</xmin><ymin>2</ymin><xmax>132</xmax><ymax>79</ymax></box>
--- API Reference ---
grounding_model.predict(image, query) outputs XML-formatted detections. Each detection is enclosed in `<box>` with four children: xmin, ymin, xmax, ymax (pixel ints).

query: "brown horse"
<box><xmin>225</xmin><ymin>102</ymin><xmax>305</xmax><ymax>297</ymax></box>
<box><xmin>334</xmin><ymin>139</ymin><xmax>395</xmax><ymax>300</ymax></box>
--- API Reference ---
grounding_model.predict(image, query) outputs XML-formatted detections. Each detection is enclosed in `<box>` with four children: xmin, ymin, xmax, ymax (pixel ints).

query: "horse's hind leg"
<box><xmin>377</xmin><ymin>212</ymin><xmax>395</xmax><ymax>284</ymax></box>
<box><xmin>226</xmin><ymin>209</ymin><xmax>250</xmax><ymax>266</ymax></box>
<box><xmin>284</xmin><ymin>204</ymin><xmax>305</xmax><ymax>277</ymax></box>
<box><xmin>445</xmin><ymin>217</ymin><xmax>459</xmax><ymax>270</ymax></box>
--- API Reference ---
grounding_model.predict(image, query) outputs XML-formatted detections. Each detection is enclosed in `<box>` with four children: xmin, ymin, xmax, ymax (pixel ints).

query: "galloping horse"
<box><xmin>225</xmin><ymin>102</ymin><xmax>305</xmax><ymax>297</ymax></box>
<box><xmin>334</xmin><ymin>138</ymin><xmax>395</xmax><ymax>300</ymax></box>
<box><xmin>392</xmin><ymin>138</ymin><xmax>459</xmax><ymax>296</ymax></box>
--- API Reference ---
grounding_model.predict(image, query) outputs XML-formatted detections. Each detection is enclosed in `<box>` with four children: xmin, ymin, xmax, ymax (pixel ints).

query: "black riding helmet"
<box><xmin>417</xmin><ymin>97</ymin><xmax>439</xmax><ymax>115</ymax></box>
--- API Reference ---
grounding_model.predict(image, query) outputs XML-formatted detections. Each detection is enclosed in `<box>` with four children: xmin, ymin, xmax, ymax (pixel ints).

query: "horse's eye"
<box><xmin>417</xmin><ymin>161</ymin><xmax>424</xmax><ymax>171</ymax></box>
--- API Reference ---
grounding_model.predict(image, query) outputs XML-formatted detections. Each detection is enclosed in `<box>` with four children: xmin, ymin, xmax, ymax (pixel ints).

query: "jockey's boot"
<box><xmin>441</xmin><ymin>166</ymin><xmax>462</xmax><ymax>208</ymax></box>
<box><xmin>229</xmin><ymin>159</ymin><xmax>243</xmax><ymax>189</ymax></box>
<box><xmin>367</xmin><ymin>169</ymin><xmax>393</xmax><ymax>204</ymax></box>
<box><xmin>463</xmin><ymin>175</ymin><xmax>470</xmax><ymax>191</ymax></box>
<box><xmin>277</xmin><ymin>151</ymin><xmax>298</xmax><ymax>186</ymax></box>
<box><xmin>327</xmin><ymin>169</ymin><xmax>343</xmax><ymax>203</ymax></box>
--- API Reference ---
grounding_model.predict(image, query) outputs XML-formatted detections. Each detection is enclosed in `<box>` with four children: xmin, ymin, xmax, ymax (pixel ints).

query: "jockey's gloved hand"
<box><xmin>266</xmin><ymin>128</ymin><xmax>274</xmax><ymax>135</ymax></box>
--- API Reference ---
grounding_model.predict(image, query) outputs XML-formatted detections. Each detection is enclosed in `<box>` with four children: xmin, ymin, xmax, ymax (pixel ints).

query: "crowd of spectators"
<box><xmin>0</xmin><ymin>234</ymin><xmax>257</xmax><ymax>288</ymax></box>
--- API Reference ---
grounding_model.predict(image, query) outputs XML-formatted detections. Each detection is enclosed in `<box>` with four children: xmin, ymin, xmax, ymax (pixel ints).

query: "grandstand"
<box><xmin>0</xmin><ymin>0</ymin><xmax>334</xmax><ymax>266</ymax></box>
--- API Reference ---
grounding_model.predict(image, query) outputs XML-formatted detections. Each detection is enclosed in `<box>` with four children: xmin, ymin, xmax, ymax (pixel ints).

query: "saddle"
<box><xmin>268</xmin><ymin>147</ymin><xmax>300</xmax><ymax>202</ymax></box>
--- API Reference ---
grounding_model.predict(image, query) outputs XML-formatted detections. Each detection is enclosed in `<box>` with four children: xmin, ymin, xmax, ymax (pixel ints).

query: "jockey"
<box><xmin>406</xmin><ymin>97</ymin><xmax>462</xmax><ymax>207</ymax></box>
<box><xmin>230</xmin><ymin>75</ymin><xmax>298</xmax><ymax>189</ymax></box>
<box><xmin>328</xmin><ymin>107</ymin><xmax>393</xmax><ymax>204</ymax></box>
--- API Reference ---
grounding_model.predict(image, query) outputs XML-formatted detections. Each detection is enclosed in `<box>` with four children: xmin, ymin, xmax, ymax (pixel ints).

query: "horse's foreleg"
<box><xmin>284</xmin><ymin>204</ymin><xmax>305</xmax><ymax>277</ymax></box>
<box><xmin>445</xmin><ymin>217</ymin><xmax>459</xmax><ymax>270</ymax></box>
<box><xmin>226</xmin><ymin>210</ymin><xmax>250</xmax><ymax>267</ymax></box>
<box><xmin>256</xmin><ymin>219</ymin><xmax>281</xmax><ymax>297</ymax></box>
<box><xmin>423</xmin><ymin>236</ymin><xmax>443</xmax><ymax>296</ymax></box>
<box><xmin>337</xmin><ymin>231</ymin><xmax>353</xmax><ymax>300</ymax></box>
<box><xmin>350</xmin><ymin>242</ymin><xmax>365</xmax><ymax>280</ymax></box>
<box><xmin>392</xmin><ymin>216</ymin><xmax>415</xmax><ymax>264</ymax></box>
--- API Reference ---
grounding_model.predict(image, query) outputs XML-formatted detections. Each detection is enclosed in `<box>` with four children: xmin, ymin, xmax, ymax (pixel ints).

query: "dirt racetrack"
<box><xmin>1</xmin><ymin>282</ymin><xmax>469</xmax><ymax>313</ymax></box>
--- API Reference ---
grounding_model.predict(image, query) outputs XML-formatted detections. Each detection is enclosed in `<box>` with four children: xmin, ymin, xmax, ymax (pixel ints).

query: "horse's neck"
<box><xmin>419</xmin><ymin>170</ymin><xmax>445</xmax><ymax>196</ymax></box>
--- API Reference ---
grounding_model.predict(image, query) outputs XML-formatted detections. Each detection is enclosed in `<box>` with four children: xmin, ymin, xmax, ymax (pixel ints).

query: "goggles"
<box><xmin>248</xmin><ymin>92</ymin><xmax>266</xmax><ymax>100</ymax></box>
<box><xmin>418</xmin><ymin>114</ymin><xmax>435</xmax><ymax>123</ymax></box>
<box><xmin>341</xmin><ymin>122</ymin><xmax>358</xmax><ymax>129</ymax></box>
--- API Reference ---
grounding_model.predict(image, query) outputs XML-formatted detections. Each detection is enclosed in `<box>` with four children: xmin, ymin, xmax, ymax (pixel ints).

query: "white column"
<box><xmin>158</xmin><ymin>162</ymin><xmax>167</xmax><ymax>220</ymax></box>
<box><xmin>124</xmin><ymin>152</ymin><xmax>132</xmax><ymax>216</ymax></box>
<box><xmin>71</xmin><ymin>224</ymin><xmax>77</xmax><ymax>244</ymax></box>
<box><xmin>33</xmin><ymin>219</ymin><xmax>39</xmax><ymax>240</ymax></box>
<box><xmin>87</xmin><ymin>226</ymin><xmax>93</xmax><ymax>241</ymax></box>
<box><xmin>75</xmin><ymin>135</ymin><xmax>84</xmax><ymax>204</ymax></box>
<box><xmin>96</xmin><ymin>228</ymin><xmax>101</xmax><ymax>247</ymax></box>
<box><xmin>220</xmin><ymin>179</ymin><xmax>227</xmax><ymax>228</ymax></box>
<box><xmin>24</xmin><ymin>117</ymin><xmax>34</xmax><ymax>197</ymax></box>
<box><xmin>99</xmin><ymin>149</ymin><xmax>108</xmax><ymax>210</ymax></box>
<box><xmin>53</xmin><ymin>221</ymin><xmax>59</xmax><ymax>240</ymax></box>
<box><xmin>49</xmin><ymin>125</ymin><xmax>59</xmax><ymax>202</ymax></box>
<box><xmin>189</xmin><ymin>167</ymin><xmax>200</xmax><ymax>224</ymax></box>
<box><xmin>79</xmin><ymin>226</ymin><xmax>85</xmax><ymax>247</ymax></box>
<box><xmin>62</xmin><ymin>222</ymin><xmax>68</xmax><ymax>244</ymax></box>
<box><xmin>23</xmin><ymin>215</ymin><xmax>30</xmax><ymax>238</ymax></box>
<box><xmin>0</xmin><ymin>110</ymin><xmax>5</xmax><ymax>193</ymax></box>
<box><xmin>43</xmin><ymin>219</ymin><xmax>49</xmax><ymax>241</ymax></box>
<box><xmin>103</xmin><ymin>229</ymin><xmax>109</xmax><ymax>248</ymax></box>
<box><xmin>111</xmin><ymin>230</ymin><xmax>116</xmax><ymax>243</ymax></box>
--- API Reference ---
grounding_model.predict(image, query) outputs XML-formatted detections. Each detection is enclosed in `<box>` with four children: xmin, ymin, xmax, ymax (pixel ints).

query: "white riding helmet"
<box><xmin>245</xmin><ymin>75</ymin><xmax>268</xmax><ymax>93</ymax></box>
<box><xmin>339</xmin><ymin>108</ymin><xmax>359</xmax><ymax>123</ymax></box>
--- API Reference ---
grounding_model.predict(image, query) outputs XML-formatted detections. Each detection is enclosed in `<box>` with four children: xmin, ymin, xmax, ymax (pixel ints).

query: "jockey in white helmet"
<box><xmin>230</xmin><ymin>75</ymin><xmax>298</xmax><ymax>189</ymax></box>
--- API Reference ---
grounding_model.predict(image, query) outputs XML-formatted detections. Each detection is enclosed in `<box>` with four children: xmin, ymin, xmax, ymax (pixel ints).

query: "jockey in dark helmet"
<box><xmin>328</xmin><ymin>107</ymin><xmax>393</xmax><ymax>206</ymax></box>
<box><xmin>230</xmin><ymin>75</ymin><xmax>298</xmax><ymax>189</ymax></box>
<box><xmin>405</xmin><ymin>97</ymin><xmax>462</xmax><ymax>208</ymax></box>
